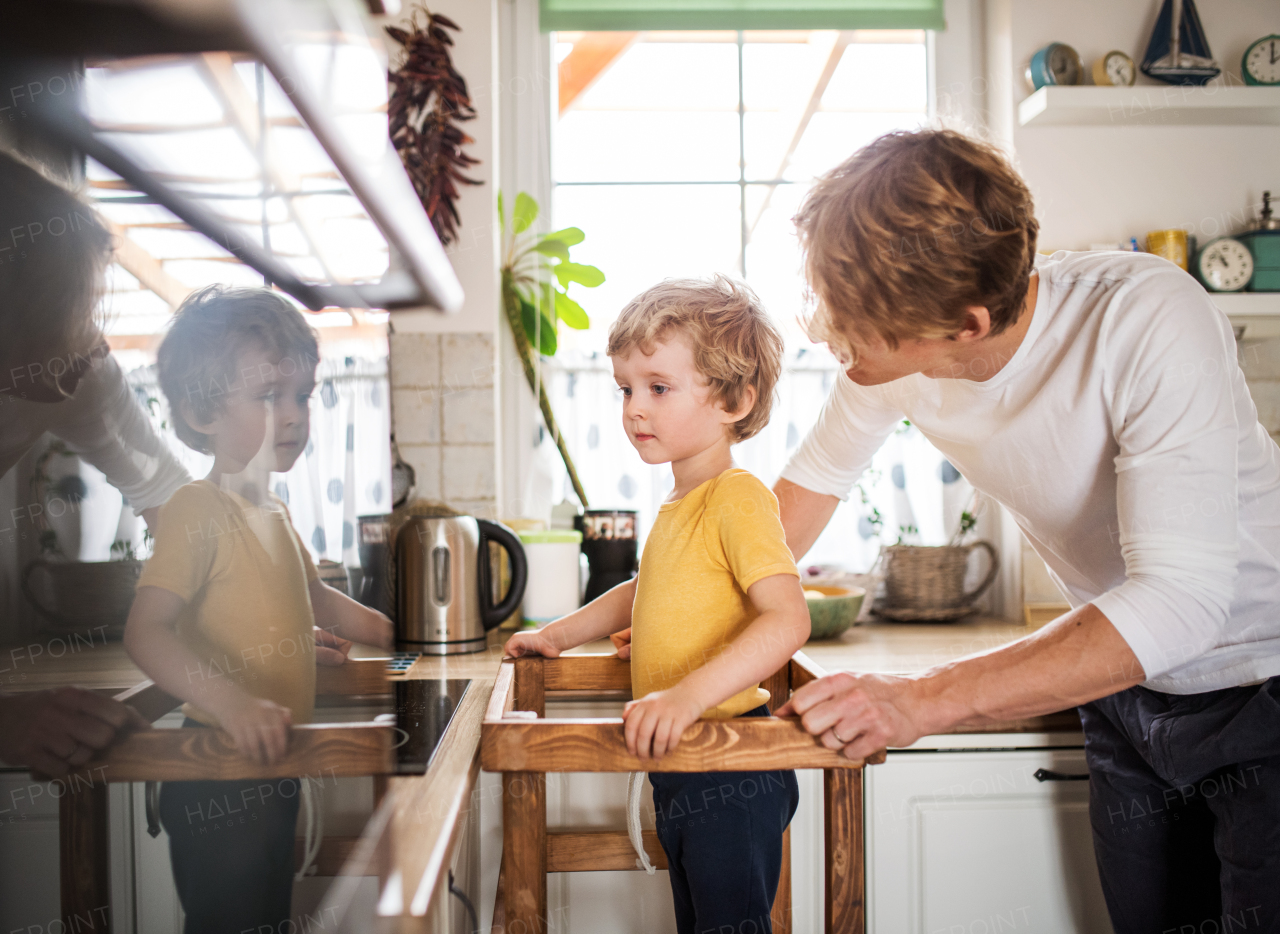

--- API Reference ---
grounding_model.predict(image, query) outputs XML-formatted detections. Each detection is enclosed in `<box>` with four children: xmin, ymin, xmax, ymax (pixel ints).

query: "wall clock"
<box><xmin>1243</xmin><ymin>35</ymin><xmax>1280</xmax><ymax>86</ymax></box>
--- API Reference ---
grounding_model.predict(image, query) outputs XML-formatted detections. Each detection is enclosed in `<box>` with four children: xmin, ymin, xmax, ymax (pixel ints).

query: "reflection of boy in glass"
<box><xmin>124</xmin><ymin>286</ymin><xmax>392</xmax><ymax>934</ymax></box>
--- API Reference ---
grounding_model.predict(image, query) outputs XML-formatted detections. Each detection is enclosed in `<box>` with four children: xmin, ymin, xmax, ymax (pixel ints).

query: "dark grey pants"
<box><xmin>1079</xmin><ymin>678</ymin><xmax>1280</xmax><ymax>934</ymax></box>
<box><xmin>158</xmin><ymin>720</ymin><xmax>300</xmax><ymax>934</ymax></box>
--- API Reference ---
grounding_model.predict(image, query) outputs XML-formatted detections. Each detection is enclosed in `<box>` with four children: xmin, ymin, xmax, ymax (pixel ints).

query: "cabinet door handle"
<box><xmin>1034</xmin><ymin>768</ymin><xmax>1089</xmax><ymax>782</ymax></box>
<box><xmin>145</xmin><ymin>781</ymin><xmax>162</xmax><ymax>837</ymax></box>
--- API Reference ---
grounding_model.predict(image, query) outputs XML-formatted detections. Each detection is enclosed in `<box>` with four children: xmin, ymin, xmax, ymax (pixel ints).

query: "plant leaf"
<box><xmin>513</xmin><ymin>192</ymin><xmax>538</xmax><ymax>235</ymax></box>
<box><xmin>519</xmin><ymin>294</ymin><xmax>557</xmax><ymax>356</ymax></box>
<box><xmin>554</xmin><ymin>291</ymin><xmax>590</xmax><ymax>329</ymax></box>
<box><xmin>545</xmin><ymin>226</ymin><xmax>584</xmax><ymax>246</ymax></box>
<box><xmin>497</xmin><ymin>191</ymin><xmax>505</xmax><ymax>234</ymax></box>
<box><xmin>534</xmin><ymin>239</ymin><xmax>570</xmax><ymax>261</ymax></box>
<box><xmin>554</xmin><ymin>262</ymin><xmax>605</xmax><ymax>288</ymax></box>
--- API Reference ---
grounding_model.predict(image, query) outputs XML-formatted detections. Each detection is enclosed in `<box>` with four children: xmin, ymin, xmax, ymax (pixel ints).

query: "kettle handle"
<box><xmin>477</xmin><ymin>519</ymin><xmax>527</xmax><ymax>631</ymax></box>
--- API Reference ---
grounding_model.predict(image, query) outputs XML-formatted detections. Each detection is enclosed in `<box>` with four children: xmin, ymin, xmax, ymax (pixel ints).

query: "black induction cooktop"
<box><xmin>393</xmin><ymin>678</ymin><xmax>471</xmax><ymax>774</ymax></box>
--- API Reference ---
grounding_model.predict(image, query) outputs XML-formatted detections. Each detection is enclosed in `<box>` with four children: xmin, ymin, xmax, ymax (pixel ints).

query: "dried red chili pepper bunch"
<box><xmin>386</xmin><ymin>8</ymin><xmax>481</xmax><ymax>247</ymax></box>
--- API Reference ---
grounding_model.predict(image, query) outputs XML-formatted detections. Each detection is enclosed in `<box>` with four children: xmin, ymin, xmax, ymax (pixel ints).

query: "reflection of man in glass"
<box><xmin>123</xmin><ymin>286</ymin><xmax>392</xmax><ymax>934</ymax></box>
<box><xmin>0</xmin><ymin>151</ymin><xmax>190</xmax><ymax>776</ymax></box>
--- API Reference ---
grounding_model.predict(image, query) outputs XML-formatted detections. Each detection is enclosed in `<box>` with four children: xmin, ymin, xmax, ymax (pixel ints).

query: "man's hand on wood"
<box><xmin>776</xmin><ymin>671</ymin><xmax>927</xmax><ymax>760</ymax></box>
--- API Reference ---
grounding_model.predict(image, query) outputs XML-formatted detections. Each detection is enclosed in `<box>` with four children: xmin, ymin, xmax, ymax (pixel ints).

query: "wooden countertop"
<box><xmin>0</xmin><ymin>615</ymin><xmax>1040</xmax><ymax>695</ymax></box>
<box><xmin>11</xmin><ymin>617</ymin><xmax>1074</xmax><ymax>924</ymax></box>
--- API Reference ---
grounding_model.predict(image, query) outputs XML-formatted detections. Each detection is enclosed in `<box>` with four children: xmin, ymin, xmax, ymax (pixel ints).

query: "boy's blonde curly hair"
<box><xmin>606</xmin><ymin>275</ymin><xmax>783</xmax><ymax>443</ymax></box>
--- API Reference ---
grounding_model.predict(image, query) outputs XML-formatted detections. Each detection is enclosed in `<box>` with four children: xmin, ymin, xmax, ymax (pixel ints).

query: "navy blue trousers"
<box><xmin>1080</xmin><ymin>678</ymin><xmax>1280</xmax><ymax>934</ymax></box>
<box><xmin>649</xmin><ymin>705</ymin><xmax>800</xmax><ymax>934</ymax></box>
<box><xmin>158</xmin><ymin>720</ymin><xmax>300</xmax><ymax>934</ymax></box>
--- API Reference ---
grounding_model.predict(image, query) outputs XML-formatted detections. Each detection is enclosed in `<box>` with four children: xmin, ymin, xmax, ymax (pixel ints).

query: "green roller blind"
<box><xmin>540</xmin><ymin>0</ymin><xmax>945</xmax><ymax>32</ymax></box>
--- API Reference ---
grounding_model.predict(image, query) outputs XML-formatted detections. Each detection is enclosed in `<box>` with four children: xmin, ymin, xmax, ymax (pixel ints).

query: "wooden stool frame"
<box><xmin>480</xmin><ymin>652</ymin><xmax>883</xmax><ymax>934</ymax></box>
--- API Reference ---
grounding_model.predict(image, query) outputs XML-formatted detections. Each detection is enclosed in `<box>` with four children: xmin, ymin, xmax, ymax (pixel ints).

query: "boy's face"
<box><xmin>269</xmin><ymin>353</ymin><xmax>315</xmax><ymax>472</ymax></box>
<box><xmin>612</xmin><ymin>335</ymin><xmax>744</xmax><ymax>466</ymax></box>
<box><xmin>194</xmin><ymin>343</ymin><xmax>314</xmax><ymax>474</ymax></box>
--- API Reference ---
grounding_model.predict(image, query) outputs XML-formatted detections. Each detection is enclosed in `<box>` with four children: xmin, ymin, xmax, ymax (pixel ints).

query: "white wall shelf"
<box><xmin>1018</xmin><ymin>86</ymin><xmax>1280</xmax><ymax>127</ymax></box>
<box><xmin>1212</xmin><ymin>292</ymin><xmax>1280</xmax><ymax>341</ymax></box>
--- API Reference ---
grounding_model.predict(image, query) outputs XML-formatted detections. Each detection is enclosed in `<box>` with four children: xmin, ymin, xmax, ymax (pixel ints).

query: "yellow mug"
<box><xmin>1146</xmin><ymin>229</ymin><xmax>1189</xmax><ymax>271</ymax></box>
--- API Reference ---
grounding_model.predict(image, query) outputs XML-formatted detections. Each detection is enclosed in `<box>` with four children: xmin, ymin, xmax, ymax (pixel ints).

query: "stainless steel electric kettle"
<box><xmin>396</xmin><ymin>516</ymin><xmax>527</xmax><ymax>654</ymax></box>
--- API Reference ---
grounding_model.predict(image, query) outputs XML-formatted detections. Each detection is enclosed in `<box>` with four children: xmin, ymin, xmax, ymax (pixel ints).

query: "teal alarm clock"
<box><xmin>1241</xmin><ymin>191</ymin><xmax>1280</xmax><ymax>292</ymax></box>
<box><xmin>1026</xmin><ymin>43</ymin><xmax>1084</xmax><ymax>91</ymax></box>
<box><xmin>1243</xmin><ymin>35</ymin><xmax>1280</xmax><ymax>86</ymax></box>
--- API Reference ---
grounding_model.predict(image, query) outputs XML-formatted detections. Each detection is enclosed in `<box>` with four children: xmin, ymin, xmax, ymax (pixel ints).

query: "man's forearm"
<box><xmin>912</xmin><ymin>603</ymin><xmax>1146</xmax><ymax>733</ymax></box>
<box><xmin>773</xmin><ymin>478</ymin><xmax>840</xmax><ymax>561</ymax></box>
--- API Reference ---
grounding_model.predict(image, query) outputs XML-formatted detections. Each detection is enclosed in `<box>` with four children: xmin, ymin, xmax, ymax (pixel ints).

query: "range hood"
<box><xmin>1</xmin><ymin>0</ymin><xmax>464</xmax><ymax>314</ymax></box>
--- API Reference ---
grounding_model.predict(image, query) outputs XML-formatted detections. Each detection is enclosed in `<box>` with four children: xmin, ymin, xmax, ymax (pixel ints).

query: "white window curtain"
<box><xmin>542</xmin><ymin>352</ymin><xmax>978</xmax><ymax>573</ymax></box>
<box><xmin>124</xmin><ymin>356</ymin><xmax>391</xmax><ymax>567</ymax></box>
<box><xmin>272</xmin><ymin>358</ymin><xmax>392</xmax><ymax>566</ymax></box>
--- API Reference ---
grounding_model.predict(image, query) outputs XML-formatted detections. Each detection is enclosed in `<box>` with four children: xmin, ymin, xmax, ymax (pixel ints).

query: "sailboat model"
<box><xmin>1141</xmin><ymin>0</ymin><xmax>1220</xmax><ymax>85</ymax></box>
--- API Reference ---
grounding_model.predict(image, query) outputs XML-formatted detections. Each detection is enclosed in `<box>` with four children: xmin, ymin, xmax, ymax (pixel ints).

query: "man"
<box><xmin>773</xmin><ymin>129</ymin><xmax>1280</xmax><ymax>934</ymax></box>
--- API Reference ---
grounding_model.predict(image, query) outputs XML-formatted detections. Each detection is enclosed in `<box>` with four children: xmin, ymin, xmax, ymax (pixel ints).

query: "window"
<box><xmin>543</xmin><ymin>29</ymin><xmax>967</xmax><ymax>571</ymax></box>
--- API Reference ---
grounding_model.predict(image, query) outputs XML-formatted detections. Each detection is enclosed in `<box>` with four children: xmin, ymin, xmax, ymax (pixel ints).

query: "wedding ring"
<box><xmin>831</xmin><ymin>726</ymin><xmax>849</xmax><ymax>745</ymax></box>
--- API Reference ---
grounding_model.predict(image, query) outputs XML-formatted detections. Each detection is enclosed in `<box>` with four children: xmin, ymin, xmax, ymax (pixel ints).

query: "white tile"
<box><xmin>443</xmin><ymin>444</ymin><xmax>496</xmax><ymax>502</ymax></box>
<box><xmin>1239</xmin><ymin>338</ymin><xmax>1280</xmax><ymax>381</ymax></box>
<box><xmin>441</xmin><ymin>333</ymin><xmax>496</xmax><ymax>390</ymax></box>
<box><xmin>389</xmin><ymin>333</ymin><xmax>439</xmax><ymax>388</ymax></box>
<box><xmin>397</xmin><ymin>444</ymin><xmax>441</xmax><ymax>501</ymax></box>
<box><xmin>392</xmin><ymin>388</ymin><xmax>440</xmax><ymax>444</ymax></box>
<box><xmin>1248</xmin><ymin>380</ymin><xmax>1280</xmax><ymax>433</ymax></box>
<box><xmin>443</xmin><ymin>388</ymin><xmax>496</xmax><ymax>444</ymax></box>
<box><xmin>447</xmin><ymin>499</ymin><xmax>500</xmax><ymax>521</ymax></box>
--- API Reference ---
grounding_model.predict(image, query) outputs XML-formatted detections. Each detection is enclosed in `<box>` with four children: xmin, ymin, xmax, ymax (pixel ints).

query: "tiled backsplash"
<box><xmin>389</xmin><ymin>331</ymin><xmax>498</xmax><ymax>518</ymax></box>
<box><xmin>1240</xmin><ymin>339</ymin><xmax>1280</xmax><ymax>440</ymax></box>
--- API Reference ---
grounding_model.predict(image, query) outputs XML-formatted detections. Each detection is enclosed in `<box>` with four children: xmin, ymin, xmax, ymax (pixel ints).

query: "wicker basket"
<box><xmin>22</xmin><ymin>558</ymin><xmax>143</xmax><ymax>639</ymax></box>
<box><xmin>877</xmin><ymin>541</ymin><xmax>998</xmax><ymax>621</ymax></box>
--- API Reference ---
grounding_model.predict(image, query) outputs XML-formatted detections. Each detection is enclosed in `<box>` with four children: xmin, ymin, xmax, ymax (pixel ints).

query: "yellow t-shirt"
<box><xmin>138</xmin><ymin>480</ymin><xmax>319</xmax><ymax>726</ymax></box>
<box><xmin>630</xmin><ymin>468</ymin><xmax>800</xmax><ymax>719</ymax></box>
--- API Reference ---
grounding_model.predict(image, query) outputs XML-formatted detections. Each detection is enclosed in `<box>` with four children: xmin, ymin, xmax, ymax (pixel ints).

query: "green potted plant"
<box><xmin>877</xmin><ymin>499</ymin><xmax>999</xmax><ymax>622</ymax></box>
<box><xmin>499</xmin><ymin>191</ymin><xmax>605</xmax><ymax>507</ymax></box>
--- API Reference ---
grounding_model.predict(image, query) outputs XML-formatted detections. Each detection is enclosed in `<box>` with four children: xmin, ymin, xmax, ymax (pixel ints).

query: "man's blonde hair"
<box><xmin>795</xmin><ymin>129</ymin><xmax>1039</xmax><ymax>364</ymax></box>
<box><xmin>607</xmin><ymin>275</ymin><xmax>783</xmax><ymax>443</ymax></box>
<box><xmin>0</xmin><ymin>150</ymin><xmax>114</xmax><ymax>394</ymax></box>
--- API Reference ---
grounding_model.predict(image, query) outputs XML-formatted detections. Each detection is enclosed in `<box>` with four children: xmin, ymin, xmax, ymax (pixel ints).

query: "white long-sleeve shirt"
<box><xmin>781</xmin><ymin>251</ymin><xmax>1280</xmax><ymax>694</ymax></box>
<box><xmin>1</xmin><ymin>354</ymin><xmax>190</xmax><ymax>513</ymax></box>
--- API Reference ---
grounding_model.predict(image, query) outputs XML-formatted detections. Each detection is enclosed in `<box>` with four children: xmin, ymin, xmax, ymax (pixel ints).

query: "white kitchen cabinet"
<box><xmin>0</xmin><ymin>770</ymin><xmax>63</xmax><ymax>933</ymax></box>
<box><xmin>866</xmin><ymin>746</ymin><xmax>1113</xmax><ymax>934</ymax></box>
<box><xmin>0</xmin><ymin>770</ymin><xmax>141</xmax><ymax>933</ymax></box>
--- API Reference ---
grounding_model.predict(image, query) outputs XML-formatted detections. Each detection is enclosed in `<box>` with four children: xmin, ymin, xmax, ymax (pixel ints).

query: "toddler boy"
<box><xmin>124</xmin><ymin>286</ymin><xmax>392</xmax><ymax>934</ymax></box>
<box><xmin>506</xmin><ymin>275</ymin><xmax>810</xmax><ymax>933</ymax></box>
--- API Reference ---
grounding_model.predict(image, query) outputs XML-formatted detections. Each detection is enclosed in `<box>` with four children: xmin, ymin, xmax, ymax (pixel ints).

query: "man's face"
<box><xmin>0</xmin><ymin>337</ymin><xmax>109</xmax><ymax>403</ymax></box>
<box><xmin>837</xmin><ymin>332</ymin><xmax>962</xmax><ymax>386</ymax></box>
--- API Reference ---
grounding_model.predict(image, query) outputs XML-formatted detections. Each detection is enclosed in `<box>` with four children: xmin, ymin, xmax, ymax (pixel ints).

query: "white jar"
<box><xmin>517</xmin><ymin>529</ymin><xmax>583</xmax><ymax>625</ymax></box>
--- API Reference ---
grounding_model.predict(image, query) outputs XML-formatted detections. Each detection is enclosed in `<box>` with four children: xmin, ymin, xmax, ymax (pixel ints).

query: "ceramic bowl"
<box><xmin>803</xmin><ymin>585</ymin><xmax>866</xmax><ymax>641</ymax></box>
